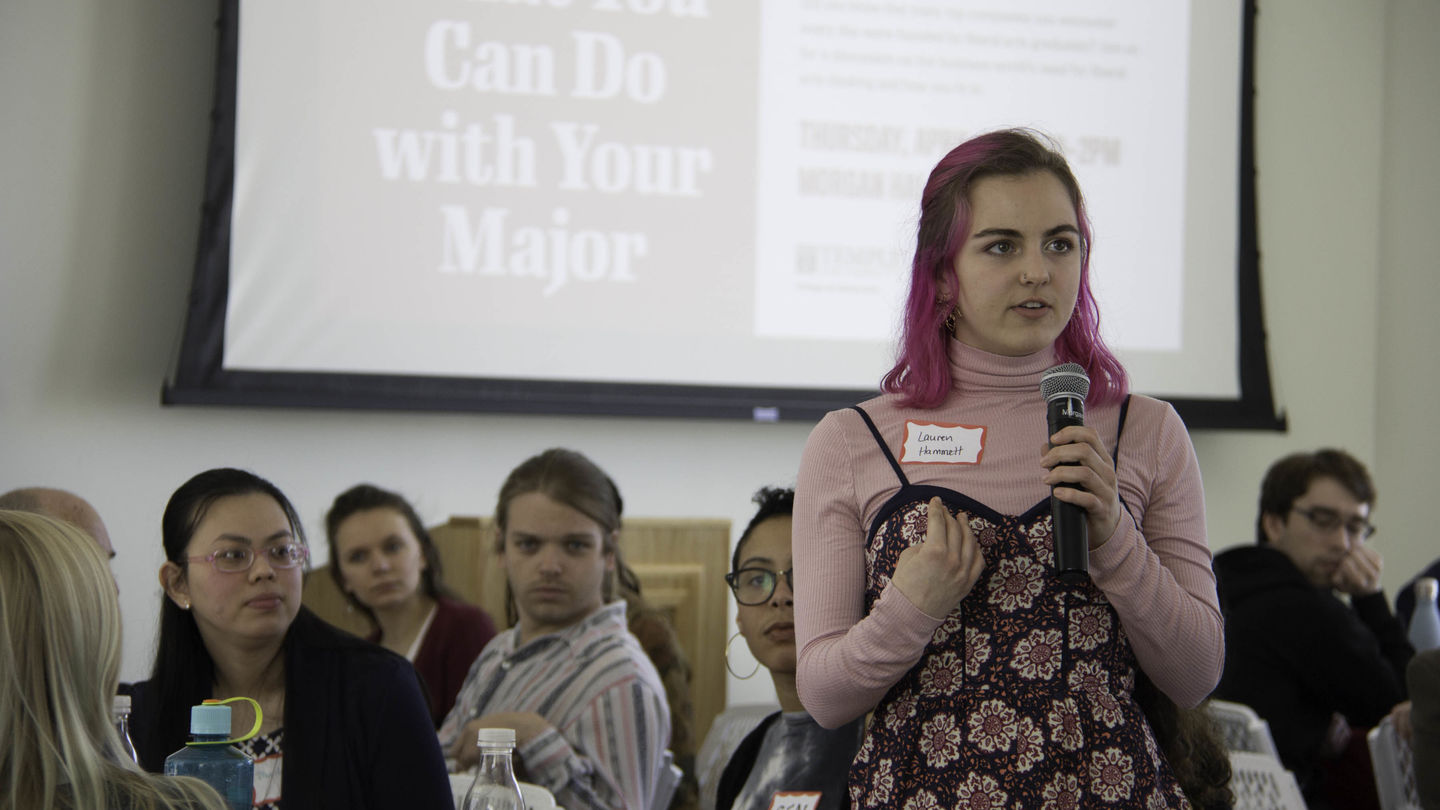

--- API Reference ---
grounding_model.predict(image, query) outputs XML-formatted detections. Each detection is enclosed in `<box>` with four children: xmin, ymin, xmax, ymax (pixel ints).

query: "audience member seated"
<box><xmin>1214</xmin><ymin>448</ymin><xmax>1412</xmax><ymax>809</ymax></box>
<box><xmin>1411</xmin><ymin>649</ymin><xmax>1440</xmax><ymax>809</ymax></box>
<box><xmin>326</xmin><ymin>483</ymin><xmax>499</xmax><ymax>726</ymax></box>
<box><xmin>1</xmin><ymin>509</ymin><xmax>226</xmax><ymax>810</ymax></box>
<box><xmin>0</xmin><ymin>485</ymin><xmax>115</xmax><ymax>565</ymax></box>
<box><xmin>129</xmin><ymin>468</ymin><xmax>453</xmax><ymax>810</ymax></box>
<box><xmin>438</xmin><ymin>448</ymin><xmax>671</xmax><ymax>810</ymax></box>
<box><xmin>715</xmin><ymin>487</ymin><xmax>863</xmax><ymax>810</ymax></box>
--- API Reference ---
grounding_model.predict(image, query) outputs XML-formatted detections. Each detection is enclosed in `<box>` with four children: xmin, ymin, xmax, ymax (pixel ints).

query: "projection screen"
<box><xmin>165</xmin><ymin>0</ymin><xmax>1280</xmax><ymax>428</ymax></box>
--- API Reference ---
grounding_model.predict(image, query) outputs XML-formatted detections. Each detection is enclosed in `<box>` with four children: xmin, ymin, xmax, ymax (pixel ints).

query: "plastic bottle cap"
<box><xmin>1419</xmin><ymin>578</ymin><xmax>1439</xmax><ymax>600</ymax></box>
<box><xmin>475</xmin><ymin>727</ymin><xmax>516</xmax><ymax>747</ymax></box>
<box><xmin>113</xmin><ymin>694</ymin><xmax>132</xmax><ymax>713</ymax></box>
<box><xmin>190</xmin><ymin>703</ymin><xmax>232</xmax><ymax>736</ymax></box>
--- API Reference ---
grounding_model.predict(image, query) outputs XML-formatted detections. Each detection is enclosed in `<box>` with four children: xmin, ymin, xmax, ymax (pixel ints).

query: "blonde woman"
<box><xmin>0</xmin><ymin>509</ymin><xmax>226</xmax><ymax>810</ymax></box>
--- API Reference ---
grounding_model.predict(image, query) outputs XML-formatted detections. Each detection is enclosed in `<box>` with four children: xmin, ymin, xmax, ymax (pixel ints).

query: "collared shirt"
<box><xmin>439</xmin><ymin>601</ymin><xmax>670</xmax><ymax>810</ymax></box>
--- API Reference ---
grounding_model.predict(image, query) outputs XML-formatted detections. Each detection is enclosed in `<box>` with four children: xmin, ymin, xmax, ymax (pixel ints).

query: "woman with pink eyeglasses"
<box><xmin>129</xmin><ymin>468</ymin><xmax>453</xmax><ymax>810</ymax></box>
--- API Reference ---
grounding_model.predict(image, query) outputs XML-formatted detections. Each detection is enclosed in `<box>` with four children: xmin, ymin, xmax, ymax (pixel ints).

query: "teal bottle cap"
<box><xmin>190</xmin><ymin>703</ymin><xmax>232</xmax><ymax>735</ymax></box>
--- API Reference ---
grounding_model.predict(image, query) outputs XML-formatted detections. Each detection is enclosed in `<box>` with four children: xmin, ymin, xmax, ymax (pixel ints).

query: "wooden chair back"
<box><xmin>302</xmin><ymin>515</ymin><xmax>731</xmax><ymax>747</ymax></box>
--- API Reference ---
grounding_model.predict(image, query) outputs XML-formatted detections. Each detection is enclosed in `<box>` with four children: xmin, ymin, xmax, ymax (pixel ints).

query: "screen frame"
<box><xmin>163</xmin><ymin>0</ymin><xmax>1283</xmax><ymax>429</ymax></box>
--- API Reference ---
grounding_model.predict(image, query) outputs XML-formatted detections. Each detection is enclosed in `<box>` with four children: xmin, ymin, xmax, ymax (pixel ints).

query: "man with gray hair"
<box><xmin>0</xmin><ymin>486</ymin><xmax>115</xmax><ymax>563</ymax></box>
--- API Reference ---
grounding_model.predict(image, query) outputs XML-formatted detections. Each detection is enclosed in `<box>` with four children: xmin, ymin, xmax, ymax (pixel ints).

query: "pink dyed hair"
<box><xmin>880</xmin><ymin>128</ymin><xmax>1128</xmax><ymax>408</ymax></box>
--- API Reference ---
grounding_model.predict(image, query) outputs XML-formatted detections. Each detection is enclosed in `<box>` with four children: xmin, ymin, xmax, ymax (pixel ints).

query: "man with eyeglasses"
<box><xmin>712</xmin><ymin>486</ymin><xmax>862</xmax><ymax>810</ymax></box>
<box><xmin>1214</xmin><ymin>448</ymin><xmax>1413</xmax><ymax>809</ymax></box>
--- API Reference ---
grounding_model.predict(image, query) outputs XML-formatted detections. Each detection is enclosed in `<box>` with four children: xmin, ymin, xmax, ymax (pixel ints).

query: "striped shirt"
<box><xmin>438</xmin><ymin>601</ymin><xmax>670</xmax><ymax>810</ymax></box>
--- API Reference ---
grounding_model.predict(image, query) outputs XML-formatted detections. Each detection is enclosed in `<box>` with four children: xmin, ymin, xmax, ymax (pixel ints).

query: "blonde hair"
<box><xmin>0</xmin><ymin>509</ymin><xmax>225</xmax><ymax>810</ymax></box>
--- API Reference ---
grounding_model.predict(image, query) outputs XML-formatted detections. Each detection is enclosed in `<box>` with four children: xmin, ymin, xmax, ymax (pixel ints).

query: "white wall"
<box><xmin>1192</xmin><ymin>2</ymin><xmax>1387</xmax><ymax>543</ymax></box>
<box><xmin>1374</xmin><ymin>0</ymin><xmax>1440</xmax><ymax>611</ymax></box>
<box><xmin>1195</xmin><ymin>0</ymin><xmax>1440</xmax><ymax>603</ymax></box>
<box><xmin>2</xmin><ymin>0</ymin><xmax>1437</xmax><ymax>711</ymax></box>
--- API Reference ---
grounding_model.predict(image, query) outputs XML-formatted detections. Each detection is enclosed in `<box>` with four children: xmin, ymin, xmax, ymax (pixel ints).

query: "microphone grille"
<box><xmin>1040</xmin><ymin>363</ymin><xmax>1090</xmax><ymax>402</ymax></box>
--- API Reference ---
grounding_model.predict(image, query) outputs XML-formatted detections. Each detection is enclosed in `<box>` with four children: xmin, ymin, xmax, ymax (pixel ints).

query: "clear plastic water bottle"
<box><xmin>112</xmin><ymin>694</ymin><xmax>140</xmax><ymax>764</ymax></box>
<box><xmin>1410</xmin><ymin>577</ymin><xmax>1440</xmax><ymax>653</ymax></box>
<box><xmin>164</xmin><ymin>702</ymin><xmax>254</xmax><ymax>810</ymax></box>
<box><xmin>461</xmin><ymin>728</ymin><xmax>526</xmax><ymax>810</ymax></box>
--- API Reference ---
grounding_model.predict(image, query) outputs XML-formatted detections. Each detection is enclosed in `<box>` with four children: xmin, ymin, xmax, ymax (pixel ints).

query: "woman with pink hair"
<box><xmin>793</xmin><ymin>129</ymin><xmax>1226</xmax><ymax>809</ymax></box>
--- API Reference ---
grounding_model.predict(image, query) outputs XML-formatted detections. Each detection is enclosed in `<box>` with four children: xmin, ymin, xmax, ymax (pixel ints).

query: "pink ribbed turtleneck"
<box><xmin>792</xmin><ymin>340</ymin><xmax>1222</xmax><ymax>727</ymax></box>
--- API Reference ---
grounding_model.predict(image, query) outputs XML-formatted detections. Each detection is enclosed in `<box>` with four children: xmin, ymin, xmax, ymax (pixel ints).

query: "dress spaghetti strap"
<box><xmin>849</xmin><ymin>405</ymin><xmax>910</xmax><ymax>487</ymax></box>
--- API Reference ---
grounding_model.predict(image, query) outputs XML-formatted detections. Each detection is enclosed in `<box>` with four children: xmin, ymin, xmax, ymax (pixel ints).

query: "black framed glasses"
<box><xmin>1291</xmin><ymin>506</ymin><xmax>1376</xmax><ymax>540</ymax></box>
<box><xmin>187</xmin><ymin>543</ymin><xmax>310</xmax><ymax>574</ymax></box>
<box><xmin>724</xmin><ymin>567</ymin><xmax>793</xmax><ymax>605</ymax></box>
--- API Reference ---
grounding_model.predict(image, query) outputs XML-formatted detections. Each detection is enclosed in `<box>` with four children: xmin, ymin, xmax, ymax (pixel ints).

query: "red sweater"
<box><xmin>371</xmin><ymin>596</ymin><xmax>497</xmax><ymax>726</ymax></box>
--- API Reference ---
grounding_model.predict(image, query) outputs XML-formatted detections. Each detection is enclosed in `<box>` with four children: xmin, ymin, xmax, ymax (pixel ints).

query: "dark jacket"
<box><xmin>1214</xmin><ymin>545</ymin><xmax>1412</xmax><ymax>792</ymax></box>
<box><xmin>368</xmin><ymin>596</ymin><xmax>497</xmax><ymax>726</ymax></box>
<box><xmin>131</xmin><ymin>607</ymin><xmax>452</xmax><ymax>810</ymax></box>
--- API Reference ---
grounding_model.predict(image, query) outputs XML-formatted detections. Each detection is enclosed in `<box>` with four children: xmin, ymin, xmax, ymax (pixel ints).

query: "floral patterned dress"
<box><xmin>846</xmin><ymin>404</ymin><xmax>1190</xmax><ymax>810</ymax></box>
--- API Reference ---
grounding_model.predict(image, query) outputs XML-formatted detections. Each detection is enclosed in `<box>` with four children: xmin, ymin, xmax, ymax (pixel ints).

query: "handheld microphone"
<box><xmin>1040</xmin><ymin>363</ymin><xmax>1091</xmax><ymax>581</ymax></box>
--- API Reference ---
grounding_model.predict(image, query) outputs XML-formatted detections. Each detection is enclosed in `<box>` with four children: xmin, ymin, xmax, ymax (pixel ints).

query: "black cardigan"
<box><xmin>131</xmin><ymin>608</ymin><xmax>453</xmax><ymax>810</ymax></box>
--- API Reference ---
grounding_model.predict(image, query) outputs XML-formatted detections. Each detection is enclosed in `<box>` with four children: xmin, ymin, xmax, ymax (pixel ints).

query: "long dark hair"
<box><xmin>493</xmin><ymin>448</ymin><xmax>642</xmax><ymax>626</ymax></box>
<box><xmin>324</xmin><ymin>483</ymin><xmax>454</xmax><ymax>635</ymax></box>
<box><xmin>1135</xmin><ymin>673</ymin><xmax>1234</xmax><ymax>809</ymax></box>
<box><xmin>139</xmin><ymin>468</ymin><xmax>305</xmax><ymax>772</ymax></box>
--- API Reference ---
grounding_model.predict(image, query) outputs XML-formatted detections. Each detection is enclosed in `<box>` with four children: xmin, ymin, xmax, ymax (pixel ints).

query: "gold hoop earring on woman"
<box><xmin>725</xmin><ymin>631</ymin><xmax>760</xmax><ymax>680</ymax></box>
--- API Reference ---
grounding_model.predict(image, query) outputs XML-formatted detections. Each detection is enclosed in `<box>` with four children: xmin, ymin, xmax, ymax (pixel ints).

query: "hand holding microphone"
<box><xmin>1040</xmin><ymin>364</ymin><xmax>1122</xmax><ymax>580</ymax></box>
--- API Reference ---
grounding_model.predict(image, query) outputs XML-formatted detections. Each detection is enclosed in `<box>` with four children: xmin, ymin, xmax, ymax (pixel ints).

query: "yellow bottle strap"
<box><xmin>185</xmin><ymin>696</ymin><xmax>263</xmax><ymax>746</ymax></box>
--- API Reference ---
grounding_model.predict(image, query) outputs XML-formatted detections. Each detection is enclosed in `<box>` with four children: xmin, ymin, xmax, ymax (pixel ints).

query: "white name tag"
<box><xmin>768</xmin><ymin>791</ymin><xmax>823</xmax><ymax>810</ymax></box>
<box><xmin>900</xmin><ymin>420</ymin><xmax>985</xmax><ymax>464</ymax></box>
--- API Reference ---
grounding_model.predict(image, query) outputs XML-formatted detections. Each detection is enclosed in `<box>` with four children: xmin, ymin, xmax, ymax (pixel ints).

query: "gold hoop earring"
<box><xmin>725</xmin><ymin>631</ymin><xmax>760</xmax><ymax>680</ymax></box>
<box><xmin>937</xmin><ymin>296</ymin><xmax>959</xmax><ymax>334</ymax></box>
